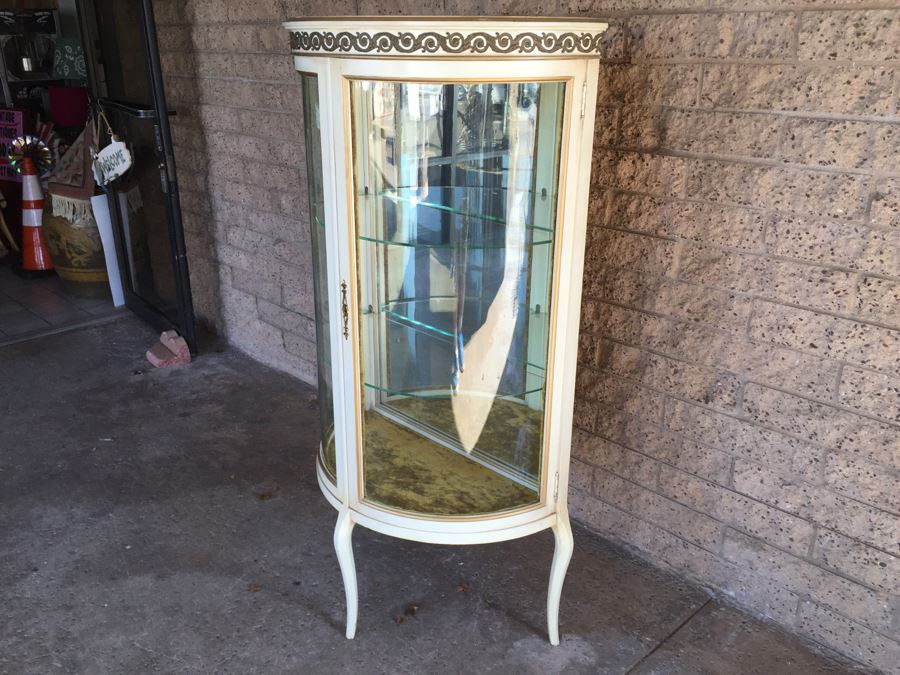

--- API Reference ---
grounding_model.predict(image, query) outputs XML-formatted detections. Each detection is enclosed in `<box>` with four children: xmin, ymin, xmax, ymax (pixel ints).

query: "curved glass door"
<box><xmin>351</xmin><ymin>79</ymin><xmax>566</xmax><ymax>516</ymax></box>
<box><xmin>301</xmin><ymin>73</ymin><xmax>336</xmax><ymax>482</ymax></box>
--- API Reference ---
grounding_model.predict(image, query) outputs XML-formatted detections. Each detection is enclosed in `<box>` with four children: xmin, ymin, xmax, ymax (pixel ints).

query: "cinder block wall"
<box><xmin>153</xmin><ymin>1</ymin><xmax>900</xmax><ymax>670</ymax></box>
<box><xmin>154</xmin><ymin>0</ymin><xmax>324</xmax><ymax>380</ymax></box>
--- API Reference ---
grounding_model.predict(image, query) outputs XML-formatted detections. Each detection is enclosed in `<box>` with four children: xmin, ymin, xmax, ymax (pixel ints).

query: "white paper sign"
<box><xmin>93</xmin><ymin>138</ymin><xmax>132</xmax><ymax>186</ymax></box>
<box><xmin>91</xmin><ymin>194</ymin><xmax>125</xmax><ymax>307</ymax></box>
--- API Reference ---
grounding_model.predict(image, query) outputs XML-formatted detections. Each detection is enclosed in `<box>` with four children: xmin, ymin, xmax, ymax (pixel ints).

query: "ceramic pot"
<box><xmin>42</xmin><ymin>208</ymin><xmax>110</xmax><ymax>297</ymax></box>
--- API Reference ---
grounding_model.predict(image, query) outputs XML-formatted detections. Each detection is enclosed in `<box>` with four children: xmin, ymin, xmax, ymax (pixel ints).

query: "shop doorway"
<box><xmin>0</xmin><ymin>0</ymin><xmax>196</xmax><ymax>352</ymax></box>
<box><xmin>78</xmin><ymin>0</ymin><xmax>196</xmax><ymax>351</ymax></box>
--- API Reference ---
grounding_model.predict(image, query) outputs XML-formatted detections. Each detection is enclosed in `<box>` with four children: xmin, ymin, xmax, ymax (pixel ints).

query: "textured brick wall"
<box><xmin>154</xmin><ymin>0</ymin><xmax>326</xmax><ymax>381</ymax></box>
<box><xmin>568</xmin><ymin>6</ymin><xmax>899</xmax><ymax>672</ymax></box>
<box><xmin>153</xmin><ymin>1</ymin><xmax>899</xmax><ymax>670</ymax></box>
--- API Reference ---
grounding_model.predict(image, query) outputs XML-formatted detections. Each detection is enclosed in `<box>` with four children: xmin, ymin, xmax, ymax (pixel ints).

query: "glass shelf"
<box><xmin>364</xmin><ymin>382</ymin><xmax>544</xmax><ymax>401</ymax></box>
<box><xmin>374</xmin><ymin>297</ymin><xmax>547</xmax><ymax>372</ymax></box>
<box><xmin>375</xmin><ymin>186</ymin><xmax>552</xmax><ymax>227</ymax></box>
<box><xmin>358</xmin><ymin>233</ymin><xmax>552</xmax><ymax>249</ymax></box>
<box><xmin>356</xmin><ymin>185</ymin><xmax>555</xmax><ymax>250</ymax></box>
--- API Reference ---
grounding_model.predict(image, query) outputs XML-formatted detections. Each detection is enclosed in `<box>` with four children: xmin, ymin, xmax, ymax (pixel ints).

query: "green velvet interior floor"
<box><xmin>362</xmin><ymin>410</ymin><xmax>538</xmax><ymax>516</ymax></box>
<box><xmin>320</xmin><ymin>398</ymin><xmax>544</xmax><ymax>516</ymax></box>
<box><xmin>387</xmin><ymin>396</ymin><xmax>544</xmax><ymax>478</ymax></box>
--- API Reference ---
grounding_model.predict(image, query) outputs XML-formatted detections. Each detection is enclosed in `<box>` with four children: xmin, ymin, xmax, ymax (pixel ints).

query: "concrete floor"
<box><xmin>0</xmin><ymin>316</ymin><xmax>872</xmax><ymax>674</ymax></box>
<box><xmin>0</xmin><ymin>262</ymin><xmax>119</xmax><ymax>347</ymax></box>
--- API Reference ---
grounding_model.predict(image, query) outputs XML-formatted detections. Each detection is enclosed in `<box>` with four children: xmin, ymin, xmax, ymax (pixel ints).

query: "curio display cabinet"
<box><xmin>284</xmin><ymin>16</ymin><xmax>608</xmax><ymax>644</ymax></box>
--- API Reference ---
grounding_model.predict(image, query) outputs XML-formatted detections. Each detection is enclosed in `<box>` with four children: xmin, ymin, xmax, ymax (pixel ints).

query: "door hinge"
<box><xmin>553</xmin><ymin>471</ymin><xmax>560</xmax><ymax>499</ymax></box>
<box><xmin>580</xmin><ymin>81</ymin><xmax>587</xmax><ymax>119</ymax></box>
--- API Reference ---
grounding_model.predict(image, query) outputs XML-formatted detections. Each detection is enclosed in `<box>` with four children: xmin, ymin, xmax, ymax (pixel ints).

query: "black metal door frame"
<box><xmin>75</xmin><ymin>0</ymin><xmax>197</xmax><ymax>353</ymax></box>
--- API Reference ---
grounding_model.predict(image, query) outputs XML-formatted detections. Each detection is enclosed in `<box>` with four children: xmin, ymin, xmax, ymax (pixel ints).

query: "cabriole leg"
<box><xmin>333</xmin><ymin>509</ymin><xmax>358</xmax><ymax>639</ymax></box>
<box><xmin>547</xmin><ymin>511</ymin><xmax>574</xmax><ymax>646</ymax></box>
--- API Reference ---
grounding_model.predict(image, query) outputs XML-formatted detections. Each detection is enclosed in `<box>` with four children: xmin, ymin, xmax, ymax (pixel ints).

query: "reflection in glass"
<box><xmin>352</xmin><ymin>80</ymin><xmax>565</xmax><ymax>515</ymax></box>
<box><xmin>94</xmin><ymin>0</ymin><xmax>178</xmax><ymax>324</ymax></box>
<box><xmin>301</xmin><ymin>73</ymin><xmax>336</xmax><ymax>481</ymax></box>
<box><xmin>111</xmin><ymin>114</ymin><xmax>178</xmax><ymax>318</ymax></box>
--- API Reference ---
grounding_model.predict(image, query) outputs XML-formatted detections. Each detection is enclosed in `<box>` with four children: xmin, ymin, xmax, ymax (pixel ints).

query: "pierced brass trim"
<box><xmin>290</xmin><ymin>30</ymin><xmax>605</xmax><ymax>56</ymax></box>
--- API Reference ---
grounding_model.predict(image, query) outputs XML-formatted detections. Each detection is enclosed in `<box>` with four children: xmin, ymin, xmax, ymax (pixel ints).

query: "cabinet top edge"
<box><xmin>283</xmin><ymin>18</ymin><xmax>609</xmax><ymax>59</ymax></box>
<box><xmin>284</xmin><ymin>16</ymin><xmax>608</xmax><ymax>24</ymax></box>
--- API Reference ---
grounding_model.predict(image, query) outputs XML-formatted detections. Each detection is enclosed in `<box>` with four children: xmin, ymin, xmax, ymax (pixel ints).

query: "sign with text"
<box><xmin>93</xmin><ymin>138</ymin><xmax>132</xmax><ymax>186</ymax></box>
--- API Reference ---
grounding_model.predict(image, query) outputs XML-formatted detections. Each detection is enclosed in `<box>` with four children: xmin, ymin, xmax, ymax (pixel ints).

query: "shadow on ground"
<box><xmin>0</xmin><ymin>317</ymin><xmax>870</xmax><ymax>674</ymax></box>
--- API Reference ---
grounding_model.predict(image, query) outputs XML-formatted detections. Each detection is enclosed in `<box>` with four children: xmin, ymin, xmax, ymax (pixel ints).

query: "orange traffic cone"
<box><xmin>20</xmin><ymin>157</ymin><xmax>53</xmax><ymax>272</ymax></box>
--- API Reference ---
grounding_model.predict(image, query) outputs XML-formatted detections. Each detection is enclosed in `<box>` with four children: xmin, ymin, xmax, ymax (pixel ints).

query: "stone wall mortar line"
<box><xmin>893</xmin><ymin>68</ymin><xmax>900</xmax><ymax>115</ymax></box>
<box><xmin>163</xmin><ymin>48</ymin><xmax>307</xmax><ymax>61</ymax></box>
<box><xmin>171</xmin><ymin>106</ymin><xmax>303</xmax><ymax>124</ymax></box>
<box><xmin>587</xmin><ymin>396</ymin><xmax>900</xmax><ymax>544</ymax></box>
<box><xmin>569</xmin><ymin>505</ymin><xmax>807</xmax><ymax>628</ymax></box>
<box><xmin>864</xmin><ymin>173</ymin><xmax>879</xmax><ymax>222</ymax></box>
<box><xmin>514</xmin><ymin>5</ymin><xmax>899</xmax><ymax>20</ymax></box>
<box><xmin>791</xmin><ymin>9</ymin><xmax>802</xmax><ymax>59</ymax></box>
<box><xmin>657</xmin><ymin>103</ymin><xmax>900</xmax><ymax>126</ymax></box>
<box><xmin>806</xmin><ymin>523</ymin><xmax>819</xmax><ymax>558</ymax></box>
<box><xmin>695</xmin><ymin>61</ymin><xmax>706</xmax><ymax>107</ymax></box>
<box><xmin>667</xmin><ymin>239</ymin><xmax>686</xmax><ymax>279</ymax></box>
<box><xmin>743</xmin><ymin>300</ymin><xmax>757</xmax><ymax>342</ymax></box>
<box><xmin>580</xmin><ymin>298</ymin><xmax>849</xmax><ymax>385</ymax></box>
<box><xmin>721</xmin><ymin>525</ymin><xmax>900</xmax><ymax>606</ymax></box>
<box><xmin>843</xmin><ymin>271</ymin><xmax>862</xmax><ymax>317</ymax></box>
<box><xmin>151</xmin><ymin>4</ymin><xmax>900</xmax><ymax>27</ymax></box>
<box><xmin>586</xmin><ymin>334</ymin><xmax>900</xmax><ymax>454</ymax></box>
<box><xmin>720</xmin><ymin>533</ymin><xmax>900</xmax><ymax>637</ymax></box>
<box><xmin>580</xmin><ymin>425</ymin><xmax>731</xmax><ymax>494</ymax></box>
<box><xmin>832</xmin><ymin>362</ymin><xmax>846</xmax><ymax>406</ymax></box>
<box><xmin>595</xmin><ymin>346</ymin><xmax>900</xmax><ymax>443</ymax></box>
<box><xmin>592</xmin><ymin>491</ymin><xmax>726</xmax><ymax>558</ymax></box>
<box><xmin>586</xmin><ymin>466</ymin><xmax>735</xmax><ymax>553</ymax></box>
<box><xmin>208</xmin><ymin>188</ymin><xmax>312</xmax><ymax>215</ymax></box>
<box><xmin>749</xmin><ymin>296</ymin><xmax>900</xmax><ymax>336</ymax></box>
<box><xmin>601</xmin><ymin>185</ymin><xmax>874</xmax><ymax>226</ymax></box>
<box><xmin>732</xmin><ymin>377</ymin><xmax>748</xmax><ymax>423</ymax></box>
<box><xmin>722</xmin><ymin>3</ymin><xmax>900</xmax><ymax>10</ymax></box>
<box><xmin>630</xmin><ymin>56</ymin><xmax>898</xmax><ymax>66</ymax></box>
<box><xmin>579</xmin><ymin>432</ymin><xmax>900</xmax><ymax>568</ymax></box>
<box><xmin>200</xmin><ymin>195</ymin><xmax>306</xmax><ymax>221</ymax></box>
<box><xmin>607</xmin><ymin>146</ymin><xmax>896</xmax><ymax>179</ymax></box>
<box><xmin>588</xmin><ymin>460</ymin><xmax>842</xmax><ymax>573</ymax></box>
<box><xmin>195</xmin><ymin>151</ymin><xmax>306</xmax><ymax>173</ymax></box>
<box><xmin>259</xmin><ymin>310</ymin><xmax>317</xmax><ymax>329</ymax></box>
<box><xmin>167</xmin><ymin>71</ymin><xmax>306</xmax><ymax>86</ymax></box>
<box><xmin>593</xmin><ymin>224</ymin><xmax>899</xmax><ymax>281</ymax></box>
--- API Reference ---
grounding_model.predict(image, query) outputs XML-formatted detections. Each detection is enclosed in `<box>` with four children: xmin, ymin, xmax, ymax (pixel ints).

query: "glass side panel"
<box><xmin>301</xmin><ymin>73</ymin><xmax>336</xmax><ymax>482</ymax></box>
<box><xmin>351</xmin><ymin>80</ymin><xmax>566</xmax><ymax>516</ymax></box>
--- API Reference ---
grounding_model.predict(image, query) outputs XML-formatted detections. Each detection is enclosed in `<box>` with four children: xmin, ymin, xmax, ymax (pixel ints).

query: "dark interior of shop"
<box><xmin>0</xmin><ymin>2</ymin><xmax>116</xmax><ymax>346</ymax></box>
<box><xmin>0</xmin><ymin>0</ymin><xmax>194</xmax><ymax>350</ymax></box>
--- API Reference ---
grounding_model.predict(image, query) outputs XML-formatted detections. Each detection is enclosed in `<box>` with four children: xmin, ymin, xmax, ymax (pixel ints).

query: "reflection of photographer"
<box><xmin>456</xmin><ymin>86</ymin><xmax>486</xmax><ymax>154</ymax></box>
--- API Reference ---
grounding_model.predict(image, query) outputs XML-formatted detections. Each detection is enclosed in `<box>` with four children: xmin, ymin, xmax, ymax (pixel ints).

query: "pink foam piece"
<box><xmin>146</xmin><ymin>339</ymin><xmax>190</xmax><ymax>368</ymax></box>
<box><xmin>159</xmin><ymin>330</ymin><xmax>190</xmax><ymax>361</ymax></box>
